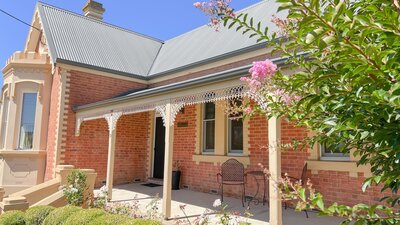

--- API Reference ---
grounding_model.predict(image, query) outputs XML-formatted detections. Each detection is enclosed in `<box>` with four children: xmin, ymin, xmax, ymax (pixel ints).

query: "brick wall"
<box><xmin>45</xmin><ymin>69</ymin><xmax>148</xmax><ymax>184</ymax></box>
<box><xmin>170</xmin><ymin>105</ymin><xmax>388</xmax><ymax>207</ymax></box>
<box><xmin>51</xmin><ymin>68</ymin><xmax>390</xmax><ymax>207</ymax></box>
<box><xmin>64</xmin><ymin>113</ymin><xmax>149</xmax><ymax>187</ymax></box>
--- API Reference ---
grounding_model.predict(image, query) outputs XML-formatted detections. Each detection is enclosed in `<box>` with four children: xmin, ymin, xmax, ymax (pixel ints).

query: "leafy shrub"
<box><xmin>42</xmin><ymin>205</ymin><xmax>80</xmax><ymax>225</ymax></box>
<box><xmin>131</xmin><ymin>219</ymin><xmax>162</xmax><ymax>225</ymax></box>
<box><xmin>63</xmin><ymin>208</ymin><xmax>105</xmax><ymax>225</ymax></box>
<box><xmin>25</xmin><ymin>206</ymin><xmax>55</xmax><ymax>225</ymax></box>
<box><xmin>0</xmin><ymin>210</ymin><xmax>26</xmax><ymax>225</ymax></box>
<box><xmin>61</xmin><ymin>170</ymin><xmax>87</xmax><ymax>206</ymax></box>
<box><xmin>88</xmin><ymin>214</ymin><xmax>133</xmax><ymax>225</ymax></box>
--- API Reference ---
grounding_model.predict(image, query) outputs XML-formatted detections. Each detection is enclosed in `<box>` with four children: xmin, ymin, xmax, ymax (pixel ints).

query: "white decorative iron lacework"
<box><xmin>104</xmin><ymin>112</ymin><xmax>122</xmax><ymax>135</ymax></box>
<box><xmin>75</xmin><ymin>85</ymin><xmax>247</xmax><ymax>135</ymax></box>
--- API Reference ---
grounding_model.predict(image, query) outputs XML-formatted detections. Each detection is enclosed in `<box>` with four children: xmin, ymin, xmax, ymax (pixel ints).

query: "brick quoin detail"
<box><xmin>45</xmin><ymin>67</ymin><xmax>62</xmax><ymax>180</ymax></box>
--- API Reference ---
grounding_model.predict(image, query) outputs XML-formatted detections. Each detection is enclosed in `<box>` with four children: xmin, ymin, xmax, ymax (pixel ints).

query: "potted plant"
<box><xmin>172</xmin><ymin>160</ymin><xmax>181</xmax><ymax>190</ymax></box>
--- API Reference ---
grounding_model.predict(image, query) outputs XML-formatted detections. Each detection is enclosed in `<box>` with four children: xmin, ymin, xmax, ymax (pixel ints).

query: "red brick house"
<box><xmin>0</xmin><ymin>0</ymin><xmax>382</xmax><ymax>223</ymax></box>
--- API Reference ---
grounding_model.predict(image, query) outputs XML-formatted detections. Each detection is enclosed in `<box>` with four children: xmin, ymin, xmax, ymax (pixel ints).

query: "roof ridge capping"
<box><xmin>36</xmin><ymin>1</ymin><xmax>164</xmax><ymax>43</ymax></box>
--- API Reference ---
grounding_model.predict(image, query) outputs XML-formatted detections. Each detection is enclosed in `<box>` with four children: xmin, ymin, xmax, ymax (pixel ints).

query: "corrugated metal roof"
<box><xmin>37</xmin><ymin>0</ymin><xmax>282</xmax><ymax>78</ymax></box>
<box><xmin>148</xmin><ymin>0</ymin><xmax>282</xmax><ymax>76</ymax></box>
<box><xmin>37</xmin><ymin>2</ymin><xmax>163</xmax><ymax>77</ymax></box>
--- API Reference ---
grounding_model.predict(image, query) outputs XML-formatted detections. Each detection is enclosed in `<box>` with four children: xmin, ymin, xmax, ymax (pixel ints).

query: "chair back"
<box><xmin>300</xmin><ymin>163</ymin><xmax>308</xmax><ymax>186</ymax></box>
<box><xmin>221</xmin><ymin>159</ymin><xmax>245</xmax><ymax>182</ymax></box>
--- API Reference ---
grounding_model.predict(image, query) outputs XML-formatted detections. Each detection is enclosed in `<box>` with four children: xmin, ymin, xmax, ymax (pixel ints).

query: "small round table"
<box><xmin>246</xmin><ymin>170</ymin><xmax>268</xmax><ymax>206</ymax></box>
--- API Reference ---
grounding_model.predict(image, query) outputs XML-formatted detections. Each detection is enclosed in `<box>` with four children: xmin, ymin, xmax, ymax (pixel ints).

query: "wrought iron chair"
<box><xmin>283</xmin><ymin>163</ymin><xmax>309</xmax><ymax>218</ymax></box>
<box><xmin>217</xmin><ymin>159</ymin><xmax>247</xmax><ymax>207</ymax></box>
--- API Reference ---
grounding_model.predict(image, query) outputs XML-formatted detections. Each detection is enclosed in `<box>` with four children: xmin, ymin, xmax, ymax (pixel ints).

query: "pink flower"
<box><xmin>249</xmin><ymin>59</ymin><xmax>277</xmax><ymax>81</ymax></box>
<box><xmin>244</xmin><ymin>106</ymin><xmax>252</xmax><ymax>114</ymax></box>
<box><xmin>194</xmin><ymin>2</ymin><xmax>201</xmax><ymax>7</ymax></box>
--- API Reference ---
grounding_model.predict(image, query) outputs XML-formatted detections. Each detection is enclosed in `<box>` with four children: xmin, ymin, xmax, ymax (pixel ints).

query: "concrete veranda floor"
<box><xmin>107</xmin><ymin>183</ymin><xmax>343</xmax><ymax>225</ymax></box>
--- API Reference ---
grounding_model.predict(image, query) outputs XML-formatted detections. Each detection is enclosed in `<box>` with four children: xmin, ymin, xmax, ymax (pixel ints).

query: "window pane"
<box><xmin>18</xmin><ymin>93</ymin><xmax>37</xmax><ymax>149</ymax></box>
<box><xmin>228</xmin><ymin>99</ymin><xmax>243</xmax><ymax>117</ymax></box>
<box><xmin>203</xmin><ymin>120</ymin><xmax>215</xmax><ymax>152</ymax></box>
<box><xmin>204</xmin><ymin>102</ymin><xmax>215</xmax><ymax>119</ymax></box>
<box><xmin>229</xmin><ymin>118</ymin><xmax>243</xmax><ymax>152</ymax></box>
<box><xmin>321</xmin><ymin>142</ymin><xmax>348</xmax><ymax>157</ymax></box>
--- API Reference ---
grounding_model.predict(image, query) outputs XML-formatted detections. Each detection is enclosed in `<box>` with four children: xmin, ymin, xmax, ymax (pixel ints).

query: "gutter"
<box><xmin>73</xmin><ymin>55</ymin><xmax>290</xmax><ymax>112</ymax></box>
<box><xmin>56</xmin><ymin>59</ymin><xmax>147</xmax><ymax>80</ymax></box>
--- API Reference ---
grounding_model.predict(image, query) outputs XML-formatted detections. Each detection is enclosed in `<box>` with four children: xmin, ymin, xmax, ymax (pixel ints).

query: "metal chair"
<box><xmin>217</xmin><ymin>159</ymin><xmax>247</xmax><ymax>207</ymax></box>
<box><xmin>283</xmin><ymin>163</ymin><xmax>309</xmax><ymax>218</ymax></box>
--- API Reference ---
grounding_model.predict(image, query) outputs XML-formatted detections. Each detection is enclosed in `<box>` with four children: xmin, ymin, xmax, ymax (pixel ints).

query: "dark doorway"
<box><xmin>153</xmin><ymin>117</ymin><xmax>165</xmax><ymax>179</ymax></box>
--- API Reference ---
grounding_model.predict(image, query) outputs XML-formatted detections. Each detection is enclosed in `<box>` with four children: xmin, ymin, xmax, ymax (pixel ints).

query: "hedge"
<box><xmin>0</xmin><ymin>210</ymin><xmax>26</xmax><ymax>225</ymax></box>
<box><xmin>0</xmin><ymin>206</ymin><xmax>161</xmax><ymax>225</ymax></box>
<box><xmin>63</xmin><ymin>208</ymin><xmax>105</xmax><ymax>225</ymax></box>
<box><xmin>88</xmin><ymin>214</ymin><xmax>133</xmax><ymax>225</ymax></box>
<box><xmin>25</xmin><ymin>206</ymin><xmax>55</xmax><ymax>225</ymax></box>
<box><xmin>88</xmin><ymin>214</ymin><xmax>161</xmax><ymax>225</ymax></box>
<box><xmin>42</xmin><ymin>206</ymin><xmax>81</xmax><ymax>225</ymax></box>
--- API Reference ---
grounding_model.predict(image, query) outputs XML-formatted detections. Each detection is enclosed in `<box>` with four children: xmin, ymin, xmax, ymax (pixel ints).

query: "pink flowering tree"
<box><xmin>195</xmin><ymin>0</ymin><xmax>400</xmax><ymax>224</ymax></box>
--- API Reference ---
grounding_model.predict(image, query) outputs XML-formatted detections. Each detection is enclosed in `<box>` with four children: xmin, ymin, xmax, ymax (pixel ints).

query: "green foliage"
<box><xmin>0</xmin><ymin>206</ymin><xmax>160</xmax><ymax>225</ymax></box>
<box><xmin>221</xmin><ymin>0</ymin><xmax>400</xmax><ymax>223</ymax></box>
<box><xmin>25</xmin><ymin>206</ymin><xmax>55</xmax><ymax>225</ymax></box>
<box><xmin>87</xmin><ymin>214</ymin><xmax>161</xmax><ymax>225</ymax></box>
<box><xmin>0</xmin><ymin>210</ymin><xmax>25</xmax><ymax>225</ymax></box>
<box><xmin>130</xmin><ymin>219</ymin><xmax>161</xmax><ymax>225</ymax></box>
<box><xmin>62</xmin><ymin>169</ymin><xmax>87</xmax><ymax>206</ymax></box>
<box><xmin>63</xmin><ymin>208</ymin><xmax>105</xmax><ymax>225</ymax></box>
<box><xmin>42</xmin><ymin>205</ymin><xmax>81</xmax><ymax>225</ymax></box>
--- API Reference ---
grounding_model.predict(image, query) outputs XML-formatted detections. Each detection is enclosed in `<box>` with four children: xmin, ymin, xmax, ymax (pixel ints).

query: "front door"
<box><xmin>153</xmin><ymin>117</ymin><xmax>165</xmax><ymax>179</ymax></box>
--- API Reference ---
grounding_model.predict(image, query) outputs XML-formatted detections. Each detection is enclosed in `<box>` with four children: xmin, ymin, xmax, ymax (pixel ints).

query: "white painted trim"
<box><xmin>150</xmin><ymin>113</ymin><xmax>162</xmax><ymax>178</ymax></box>
<box><xmin>201</xmin><ymin>102</ymin><xmax>216</xmax><ymax>154</ymax></box>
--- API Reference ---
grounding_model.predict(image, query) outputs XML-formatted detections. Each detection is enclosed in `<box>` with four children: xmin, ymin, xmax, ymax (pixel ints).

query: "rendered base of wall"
<box><xmin>0</xmin><ymin>150</ymin><xmax>46</xmax><ymax>196</ymax></box>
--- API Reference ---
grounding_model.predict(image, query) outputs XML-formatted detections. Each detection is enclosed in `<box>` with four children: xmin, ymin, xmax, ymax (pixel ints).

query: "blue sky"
<box><xmin>0</xmin><ymin>0</ymin><xmax>260</xmax><ymax>85</ymax></box>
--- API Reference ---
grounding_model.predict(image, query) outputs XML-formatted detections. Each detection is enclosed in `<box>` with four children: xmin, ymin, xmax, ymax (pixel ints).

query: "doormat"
<box><xmin>141</xmin><ymin>183</ymin><xmax>162</xmax><ymax>187</ymax></box>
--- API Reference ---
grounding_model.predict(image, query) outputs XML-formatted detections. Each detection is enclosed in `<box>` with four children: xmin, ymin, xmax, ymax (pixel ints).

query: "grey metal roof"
<box><xmin>148</xmin><ymin>0</ymin><xmax>282</xmax><ymax>76</ymax></box>
<box><xmin>36</xmin><ymin>0</ymin><xmax>282</xmax><ymax>79</ymax></box>
<box><xmin>37</xmin><ymin>2</ymin><xmax>163</xmax><ymax>77</ymax></box>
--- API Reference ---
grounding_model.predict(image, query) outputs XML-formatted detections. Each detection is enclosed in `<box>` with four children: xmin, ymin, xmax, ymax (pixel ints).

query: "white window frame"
<box><xmin>320</xmin><ymin>143</ymin><xmax>350</xmax><ymax>161</ymax></box>
<box><xmin>16</xmin><ymin>92</ymin><xmax>38</xmax><ymax>150</ymax></box>
<box><xmin>0</xmin><ymin>92</ymin><xmax>9</xmax><ymax>149</ymax></box>
<box><xmin>202</xmin><ymin>102</ymin><xmax>215</xmax><ymax>154</ymax></box>
<box><xmin>227</xmin><ymin>115</ymin><xmax>244</xmax><ymax>155</ymax></box>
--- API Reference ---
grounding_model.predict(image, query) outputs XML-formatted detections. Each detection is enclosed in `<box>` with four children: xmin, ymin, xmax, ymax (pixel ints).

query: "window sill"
<box><xmin>320</xmin><ymin>156</ymin><xmax>350</xmax><ymax>162</ymax></box>
<box><xmin>192</xmin><ymin>154</ymin><xmax>250</xmax><ymax>167</ymax></box>
<box><xmin>306</xmin><ymin>159</ymin><xmax>371</xmax><ymax>178</ymax></box>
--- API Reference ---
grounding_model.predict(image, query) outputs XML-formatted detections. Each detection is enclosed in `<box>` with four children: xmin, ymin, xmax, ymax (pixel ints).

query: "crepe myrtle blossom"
<box><xmin>241</xmin><ymin>59</ymin><xmax>301</xmax><ymax>112</ymax></box>
<box><xmin>240</xmin><ymin>59</ymin><xmax>277</xmax><ymax>92</ymax></box>
<box><xmin>194</xmin><ymin>0</ymin><xmax>235</xmax><ymax>31</ymax></box>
